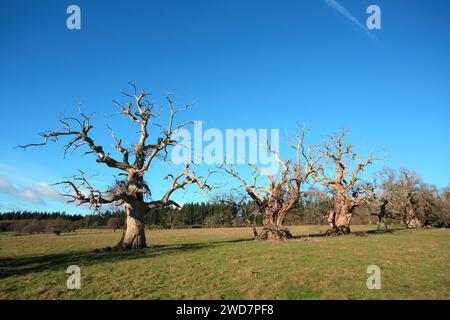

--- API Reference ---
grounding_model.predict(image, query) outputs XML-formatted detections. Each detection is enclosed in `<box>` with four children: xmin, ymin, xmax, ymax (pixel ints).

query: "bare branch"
<box><xmin>19</xmin><ymin>109</ymin><xmax>131</xmax><ymax>172</ymax></box>
<box><xmin>53</xmin><ymin>172</ymin><xmax>125</xmax><ymax>211</ymax></box>
<box><xmin>138</xmin><ymin>94</ymin><xmax>192</xmax><ymax>173</ymax></box>
<box><xmin>221</xmin><ymin>164</ymin><xmax>266</xmax><ymax>205</ymax></box>
<box><xmin>107</xmin><ymin>125</ymin><xmax>129</xmax><ymax>164</ymax></box>
<box><xmin>145</xmin><ymin>163</ymin><xmax>215</xmax><ymax>209</ymax></box>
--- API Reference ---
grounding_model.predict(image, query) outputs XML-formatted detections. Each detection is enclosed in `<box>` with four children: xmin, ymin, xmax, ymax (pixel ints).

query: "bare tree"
<box><xmin>312</xmin><ymin>130</ymin><xmax>382</xmax><ymax>235</ymax></box>
<box><xmin>379</xmin><ymin>168</ymin><xmax>421</xmax><ymax>228</ymax></box>
<box><xmin>379</xmin><ymin>167</ymin><xmax>428</xmax><ymax>229</ymax></box>
<box><xmin>223</xmin><ymin>128</ymin><xmax>318</xmax><ymax>240</ymax></box>
<box><xmin>435</xmin><ymin>186</ymin><xmax>450</xmax><ymax>227</ymax></box>
<box><xmin>365</xmin><ymin>192</ymin><xmax>390</xmax><ymax>231</ymax></box>
<box><xmin>355</xmin><ymin>181</ymin><xmax>390</xmax><ymax>232</ymax></box>
<box><xmin>376</xmin><ymin>168</ymin><xmax>450</xmax><ymax>229</ymax></box>
<box><xmin>19</xmin><ymin>85</ymin><xmax>212</xmax><ymax>249</ymax></box>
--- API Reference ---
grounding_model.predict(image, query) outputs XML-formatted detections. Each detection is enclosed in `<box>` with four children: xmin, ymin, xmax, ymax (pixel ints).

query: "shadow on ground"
<box><xmin>0</xmin><ymin>238</ymin><xmax>254</xmax><ymax>279</ymax></box>
<box><xmin>0</xmin><ymin>227</ymin><xmax>405</xmax><ymax>279</ymax></box>
<box><xmin>293</xmin><ymin>226</ymin><xmax>404</xmax><ymax>239</ymax></box>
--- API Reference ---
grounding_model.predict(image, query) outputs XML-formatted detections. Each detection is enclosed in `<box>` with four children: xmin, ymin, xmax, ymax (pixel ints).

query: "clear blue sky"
<box><xmin>0</xmin><ymin>0</ymin><xmax>449</xmax><ymax>214</ymax></box>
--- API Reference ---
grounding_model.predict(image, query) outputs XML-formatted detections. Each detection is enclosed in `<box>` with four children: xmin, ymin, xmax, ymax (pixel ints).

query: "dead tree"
<box><xmin>312</xmin><ymin>130</ymin><xmax>382</xmax><ymax>235</ymax></box>
<box><xmin>19</xmin><ymin>85</ymin><xmax>212</xmax><ymax>249</ymax></box>
<box><xmin>223</xmin><ymin>128</ymin><xmax>318</xmax><ymax>240</ymax></box>
<box><xmin>376</xmin><ymin>198</ymin><xmax>389</xmax><ymax>231</ymax></box>
<box><xmin>357</xmin><ymin>181</ymin><xmax>390</xmax><ymax>231</ymax></box>
<box><xmin>379</xmin><ymin>168</ymin><xmax>424</xmax><ymax>229</ymax></box>
<box><xmin>368</xmin><ymin>195</ymin><xmax>390</xmax><ymax>231</ymax></box>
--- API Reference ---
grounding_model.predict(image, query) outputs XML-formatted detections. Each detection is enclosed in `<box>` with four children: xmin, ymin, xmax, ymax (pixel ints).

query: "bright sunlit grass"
<box><xmin>0</xmin><ymin>226</ymin><xmax>449</xmax><ymax>299</ymax></box>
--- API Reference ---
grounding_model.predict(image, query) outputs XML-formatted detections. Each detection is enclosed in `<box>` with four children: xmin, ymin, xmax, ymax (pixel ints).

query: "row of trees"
<box><xmin>221</xmin><ymin>139</ymin><xmax>450</xmax><ymax>239</ymax></box>
<box><xmin>375</xmin><ymin>168</ymin><xmax>450</xmax><ymax>230</ymax></box>
<box><xmin>1</xmin><ymin>218</ymin><xmax>77</xmax><ymax>236</ymax></box>
<box><xmin>0</xmin><ymin>210</ymin><xmax>118</xmax><ymax>223</ymax></box>
<box><xmin>0</xmin><ymin>210</ymin><xmax>123</xmax><ymax>234</ymax></box>
<box><xmin>219</xmin><ymin>128</ymin><xmax>386</xmax><ymax>239</ymax></box>
<box><xmin>0</xmin><ymin>211</ymin><xmax>84</xmax><ymax>221</ymax></box>
<box><xmin>0</xmin><ymin>203</ymin><xmax>238</xmax><ymax>232</ymax></box>
<box><xmin>17</xmin><ymin>85</ymin><xmax>449</xmax><ymax>249</ymax></box>
<box><xmin>3</xmin><ymin>175</ymin><xmax>448</xmax><ymax>236</ymax></box>
<box><xmin>2</xmin><ymin>173</ymin><xmax>448</xmax><ymax>236</ymax></box>
<box><xmin>0</xmin><ymin>216</ymin><xmax>124</xmax><ymax>235</ymax></box>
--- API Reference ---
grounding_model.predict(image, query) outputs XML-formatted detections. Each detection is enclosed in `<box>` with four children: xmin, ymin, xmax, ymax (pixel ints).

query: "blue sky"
<box><xmin>0</xmin><ymin>0</ymin><xmax>449</xmax><ymax>214</ymax></box>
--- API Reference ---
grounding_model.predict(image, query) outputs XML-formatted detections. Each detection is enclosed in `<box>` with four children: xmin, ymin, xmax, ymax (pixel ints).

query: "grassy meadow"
<box><xmin>0</xmin><ymin>225</ymin><xmax>449</xmax><ymax>299</ymax></box>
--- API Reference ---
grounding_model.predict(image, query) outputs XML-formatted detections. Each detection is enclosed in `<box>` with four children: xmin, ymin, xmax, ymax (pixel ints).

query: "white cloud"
<box><xmin>0</xmin><ymin>177</ymin><xmax>65</xmax><ymax>206</ymax></box>
<box><xmin>33</xmin><ymin>181</ymin><xmax>62</xmax><ymax>201</ymax></box>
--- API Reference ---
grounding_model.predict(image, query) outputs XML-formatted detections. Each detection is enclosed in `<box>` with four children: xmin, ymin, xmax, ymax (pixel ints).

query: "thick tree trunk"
<box><xmin>405</xmin><ymin>204</ymin><xmax>422</xmax><ymax>229</ymax></box>
<box><xmin>326</xmin><ymin>208</ymin><xmax>335</xmax><ymax>230</ymax></box>
<box><xmin>325</xmin><ymin>203</ymin><xmax>352</xmax><ymax>235</ymax></box>
<box><xmin>258</xmin><ymin>225</ymin><xmax>293</xmax><ymax>240</ymax></box>
<box><xmin>118</xmin><ymin>202</ymin><xmax>147</xmax><ymax>249</ymax></box>
<box><xmin>250</xmin><ymin>215</ymin><xmax>258</xmax><ymax>238</ymax></box>
<box><xmin>257</xmin><ymin>212</ymin><xmax>292</xmax><ymax>240</ymax></box>
<box><xmin>377</xmin><ymin>200</ymin><xmax>388</xmax><ymax>231</ymax></box>
<box><xmin>405</xmin><ymin>216</ymin><xmax>422</xmax><ymax>229</ymax></box>
<box><xmin>377</xmin><ymin>216</ymin><xmax>387</xmax><ymax>231</ymax></box>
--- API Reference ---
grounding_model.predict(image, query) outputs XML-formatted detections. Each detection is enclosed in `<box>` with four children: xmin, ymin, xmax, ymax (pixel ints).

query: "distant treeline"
<box><xmin>0</xmin><ymin>203</ymin><xmax>246</xmax><ymax>231</ymax></box>
<box><xmin>0</xmin><ymin>200</ymin><xmax>390</xmax><ymax>235</ymax></box>
<box><xmin>0</xmin><ymin>211</ymin><xmax>85</xmax><ymax>221</ymax></box>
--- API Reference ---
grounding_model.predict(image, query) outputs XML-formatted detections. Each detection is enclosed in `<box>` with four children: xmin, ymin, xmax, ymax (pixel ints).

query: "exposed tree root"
<box><xmin>114</xmin><ymin>232</ymin><xmax>148</xmax><ymax>250</ymax></box>
<box><xmin>256</xmin><ymin>226</ymin><xmax>293</xmax><ymax>240</ymax></box>
<box><xmin>324</xmin><ymin>225</ymin><xmax>351</xmax><ymax>236</ymax></box>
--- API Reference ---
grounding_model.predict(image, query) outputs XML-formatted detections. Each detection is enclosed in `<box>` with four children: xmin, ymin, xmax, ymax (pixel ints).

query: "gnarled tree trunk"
<box><xmin>405</xmin><ymin>206</ymin><xmax>422</xmax><ymax>229</ymax></box>
<box><xmin>404</xmin><ymin>196</ymin><xmax>422</xmax><ymax>229</ymax></box>
<box><xmin>334</xmin><ymin>206</ymin><xmax>352</xmax><ymax>234</ymax></box>
<box><xmin>405</xmin><ymin>216</ymin><xmax>422</xmax><ymax>229</ymax></box>
<box><xmin>258</xmin><ymin>214</ymin><xmax>293</xmax><ymax>240</ymax></box>
<box><xmin>255</xmin><ymin>206</ymin><xmax>293</xmax><ymax>241</ymax></box>
<box><xmin>377</xmin><ymin>217</ymin><xmax>387</xmax><ymax>231</ymax></box>
<box><xmin>118</xmin><ymin>201</ymin><xmax>147</xmax><ymax>249</ymax></box>
<box><xmin>325</xmin><ymin>201</ymin><xmax>352</xmax><ymax>235</ymax></box>
<box><xmin>377</xmin><ymin>199</ymin><xmax>388</xmax><ymax>231</ymax></box>
<box><xmin>326</xmin><ymin>208</ymin><xmax>335</xmax><ymax>230</ymax></box>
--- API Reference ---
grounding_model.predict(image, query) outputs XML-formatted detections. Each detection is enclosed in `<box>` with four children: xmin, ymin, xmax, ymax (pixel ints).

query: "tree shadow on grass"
<box><xmin>292</xmin><ymin>226</ymin><xmax>405</xmax><ymax>240</ymax></box>
<box><xmin>0</xmin><ymin>238</ymin><xmax>254</xmax><ymax>280</ymax></box>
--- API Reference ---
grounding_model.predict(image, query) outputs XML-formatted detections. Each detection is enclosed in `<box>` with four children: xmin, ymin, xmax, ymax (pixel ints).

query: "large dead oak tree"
<box><xmin>312</xmin><ymin>130</ymin><xmax>382</xmax><ymax>235</ymax></box>
<box><xmin>19</xmin><ymin>85</ymin><xmax>212</xmax><ymax>249</ymax></box>
<box><xmin>223</xmin><ymin>129</ymin><xmax>318</xmax><ymax>240</ymax></box>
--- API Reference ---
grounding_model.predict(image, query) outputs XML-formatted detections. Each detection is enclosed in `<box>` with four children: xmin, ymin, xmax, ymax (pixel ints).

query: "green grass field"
<box><xmin>0</xmin><ymin>225</ymin><xmax>449</xmax><ymax>299</ymax></box>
